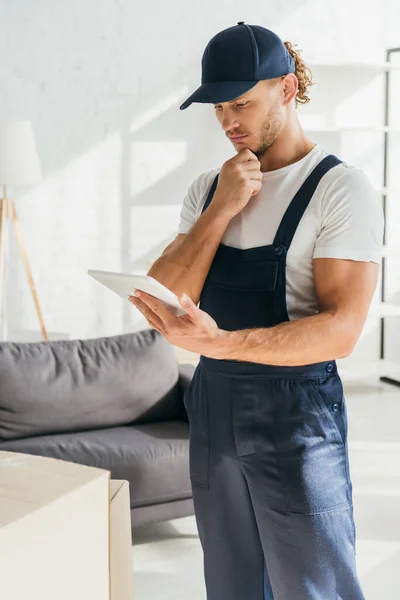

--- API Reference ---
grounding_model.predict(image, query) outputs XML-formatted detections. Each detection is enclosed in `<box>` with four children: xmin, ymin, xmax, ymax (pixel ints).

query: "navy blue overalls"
<box><xmin>183</xmin><ymin>155</ymin><xmax>365</xmax><ymax>600</ymax></box>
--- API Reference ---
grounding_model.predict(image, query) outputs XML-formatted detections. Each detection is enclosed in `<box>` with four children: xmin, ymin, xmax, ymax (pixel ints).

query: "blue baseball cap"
<box><xmin>180</xmin><ymin>23</ymin><xmax>295</xmax><ymax>110</ymax></box>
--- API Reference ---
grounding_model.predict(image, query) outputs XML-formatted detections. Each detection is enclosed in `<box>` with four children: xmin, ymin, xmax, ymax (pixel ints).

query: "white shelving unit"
<box><xmin>378</xmin><ymin>47</ymin><xmax>400</xmax><ymax>386</ymax></box>
<box><xmin>302</xmin><ymin>53</ymin><xmax>400</xmax><ymax>383</ymax></box>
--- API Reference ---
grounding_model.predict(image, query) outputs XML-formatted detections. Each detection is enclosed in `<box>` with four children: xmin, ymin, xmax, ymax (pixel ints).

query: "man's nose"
<box><xmin>221</xmin><ymin>111</ymin><xmax>240</xmax><ymax>132</ymax></box>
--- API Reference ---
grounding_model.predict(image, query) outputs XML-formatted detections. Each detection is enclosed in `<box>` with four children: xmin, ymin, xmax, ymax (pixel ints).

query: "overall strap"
<box><xmin>273</xmin><ymin>155</ymin><xmax>342</xmax><ymax>250</ymax></box>
<box><xmin>201</xmin><ymin>174</ymin><xmax>220</xmax><ymax>214</ymax></box>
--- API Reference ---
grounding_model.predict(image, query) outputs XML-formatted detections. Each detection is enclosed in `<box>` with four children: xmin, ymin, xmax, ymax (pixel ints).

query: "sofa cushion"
<box><xmin>0</xmin><ymin>422</ymin><xmax>192</xmax><ymax>507</ymax></box>
<box><xmin>0</xmin><ymin>330</ymin><xmax>181</xmax><ymax>441</ymax></box>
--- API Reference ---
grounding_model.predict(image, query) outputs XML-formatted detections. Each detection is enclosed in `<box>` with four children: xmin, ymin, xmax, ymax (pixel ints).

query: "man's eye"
<box><xmin>214</xmin><ymin>103</ymin><xmax>248</xmax><ymax>110</ymax></box>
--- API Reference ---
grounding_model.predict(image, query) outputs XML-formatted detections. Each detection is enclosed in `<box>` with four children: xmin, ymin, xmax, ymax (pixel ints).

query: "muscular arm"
<box><xmin>214</xmin><ymin>258</ymin><xmax>380</xmax><ymax>366</ymax></box>
<box><xmin>148</xmin><ymin>202</ymin><xmax>231</xmax><ymax>305</ymax></box>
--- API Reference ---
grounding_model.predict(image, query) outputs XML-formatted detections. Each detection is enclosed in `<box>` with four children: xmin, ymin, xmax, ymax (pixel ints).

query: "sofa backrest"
<box><xmin>0</xmin><ymin>329</ymin><xmax>181</xmax><ymax>441</ymax></box>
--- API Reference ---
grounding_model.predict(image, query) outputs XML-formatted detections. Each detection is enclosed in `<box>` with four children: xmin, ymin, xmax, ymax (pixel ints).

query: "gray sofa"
<box><xmin>0</xmin><ymin>329</ymin><xmax>196</xmax><ymax>527</ymax></box>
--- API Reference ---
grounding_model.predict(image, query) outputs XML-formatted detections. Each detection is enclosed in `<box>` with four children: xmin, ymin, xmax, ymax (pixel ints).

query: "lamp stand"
<box><xmin>0</xmin><ymin>185</ymin><xmax>48</xmax><ymax>341</ymax></box>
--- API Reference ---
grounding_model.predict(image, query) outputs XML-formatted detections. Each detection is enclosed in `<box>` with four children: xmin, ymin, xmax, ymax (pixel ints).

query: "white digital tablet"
<box><xmin>87</xmin><ymin>270</ymin><xmax>186</xmax><ymax>317</ymax></box>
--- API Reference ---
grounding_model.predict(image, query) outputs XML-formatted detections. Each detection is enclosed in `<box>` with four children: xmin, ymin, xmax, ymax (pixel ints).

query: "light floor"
<box><xmin>132</xmin><ymin>375</ymin><xmax>400</xmax><ymax>599</ymax></box>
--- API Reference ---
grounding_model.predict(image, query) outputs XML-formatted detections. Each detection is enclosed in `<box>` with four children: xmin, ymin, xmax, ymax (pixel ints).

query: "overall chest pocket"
<box><xmin>206</xmin><ymin>260</ymin><xmax>279</xmax><ymax>292</ymax></box>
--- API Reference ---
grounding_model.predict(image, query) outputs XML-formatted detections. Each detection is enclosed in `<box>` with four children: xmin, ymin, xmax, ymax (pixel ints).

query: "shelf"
<box><xmin>369</xmin><ymin>303</ymin><xmax>400</xmax><ymax>318</ymax></box>
<box><xmin>381</xmin><ymin>245</ymin><xmax>400</xmax><ymax>258</ymax></box>
<box><xmin>372</xmin><ymin>187</ymin><xmax>397</xmax><ymax>195</ymax></box>
<box><xmin>375</xmin><ymin>187</ymin><xmax>400</xmax><ymax>195</ymax></box>
<box><xmin>308</xmin><ymin>61</ymin><xmax>400</xmax><ymax>71</ymax></box>
<box><xmin>338</xmin><ymin>358</ymin><xmax>400</xmax><ymax>383</ymax></box>
<box><xmin>302</xmin><ymin>125</ymin><xmax>400</xmax><ymax>133</ymax></box>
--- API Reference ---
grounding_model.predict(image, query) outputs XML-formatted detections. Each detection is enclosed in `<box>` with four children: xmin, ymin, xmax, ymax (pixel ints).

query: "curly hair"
<box><xmin>283</xmin><ymin>41</ymin><xmax>313</xmax><ymax>107</ymax></box>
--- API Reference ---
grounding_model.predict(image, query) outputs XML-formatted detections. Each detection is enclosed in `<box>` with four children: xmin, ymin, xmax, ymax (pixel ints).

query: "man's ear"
<box><xmin>282</xmin><ymin>73</ymin><xmax>298</xmax><ymax>105</ymax></box>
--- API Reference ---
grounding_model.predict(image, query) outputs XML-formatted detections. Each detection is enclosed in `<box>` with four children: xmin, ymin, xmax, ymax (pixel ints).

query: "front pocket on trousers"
<box><xmin>185</xmin><ymin>367</ymin><xmax>210</xmax><ymax>489</ymax></box>
<box><xmin>275</xmin><ymin>378</ymin><xmax>351</xmax><ymax>515</ymax></box>
<box><xmin>309</xmin><ymin>376</ymin><xmax>347</xmax><ymax>446</ymax></box>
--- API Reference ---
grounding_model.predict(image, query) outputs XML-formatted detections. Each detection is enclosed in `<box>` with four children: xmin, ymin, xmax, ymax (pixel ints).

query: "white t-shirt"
<box><xmin>177</xmin><ymin>144</ymin><xmax>384</xmax><ymax>321</ymax></box>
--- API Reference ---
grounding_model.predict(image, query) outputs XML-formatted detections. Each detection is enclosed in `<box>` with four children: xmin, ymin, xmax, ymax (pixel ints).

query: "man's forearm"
<box><xmin>148</xmin><ymin>203</ymin><xmax>231</xmax><ymax>303</ymax></box>
<box><xmin>214</xmin><ymin>311</ymin><xmax>358</xmax><ymax>366</ymax></box>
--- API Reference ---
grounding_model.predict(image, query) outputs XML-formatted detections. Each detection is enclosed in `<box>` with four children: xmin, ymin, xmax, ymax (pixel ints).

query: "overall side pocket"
<box><xmin>185</xmin><ymin>367</ymin><xmax>210</xmax><ymax>490</ymax></box>
<box><xmin>309</xmin><ymin>375</ymin><xmax>352</xmax><ymax>489</ymax></box>
<box><xmin>275</xmin><ymin>377</ymin><xmax>351</xmax><ymax>515</ymax></box>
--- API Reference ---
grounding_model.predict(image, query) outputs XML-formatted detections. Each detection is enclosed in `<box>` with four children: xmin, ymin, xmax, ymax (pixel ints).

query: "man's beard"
<box><xmin>252</xmin><ymin>105</ymin><xmax>283</xmax><ymax>159</ymax></box>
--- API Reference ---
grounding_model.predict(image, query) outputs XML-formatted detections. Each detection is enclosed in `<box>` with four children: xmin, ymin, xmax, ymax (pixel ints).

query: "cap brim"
<box><xmin>180</xmin><ymin>80</ymin><xmax>259</xmax><ymax>110</ymax></box>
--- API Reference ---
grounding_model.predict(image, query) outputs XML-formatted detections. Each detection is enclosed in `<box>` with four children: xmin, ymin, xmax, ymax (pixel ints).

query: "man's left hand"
<box><xmin>129</xmin><ymin>291</ymin><xmax>223</xmax><ymax>357</ymax></box>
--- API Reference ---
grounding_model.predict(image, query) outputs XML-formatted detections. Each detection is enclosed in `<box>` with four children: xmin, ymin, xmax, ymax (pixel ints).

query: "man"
<box><xmin>130</xmin><ymin>23</ymin><xmax>384</xmax><ymax>600</ymax></box>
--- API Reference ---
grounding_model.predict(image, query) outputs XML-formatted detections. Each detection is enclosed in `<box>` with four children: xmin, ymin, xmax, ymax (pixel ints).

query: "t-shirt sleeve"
<box><xmin>178</xmin><ymin>170</ymin><xmax>219</xmax><ymax>234</ymax></box>
<box><xmin>313</xmin><ymin>167</ymin><xmax>384</xmax><ymax>264</ymax></box>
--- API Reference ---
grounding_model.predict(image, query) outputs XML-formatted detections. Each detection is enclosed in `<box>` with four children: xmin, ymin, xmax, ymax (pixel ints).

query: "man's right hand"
<box><xmin>147</xmin><ymin>150</ymin><xmax>261</xmax><ymax>303</ymax></box>
<box><xmin>211</xmin><ymin>149</ymin><xmax>263</xmax><ymax>219</ymax></box>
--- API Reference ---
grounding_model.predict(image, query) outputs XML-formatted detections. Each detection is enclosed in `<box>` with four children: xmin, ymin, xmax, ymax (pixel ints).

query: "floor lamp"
<box><xmin>0</xmin><ymin>120</ymin><xmax>48</xmax><ymax>341</ymax></box>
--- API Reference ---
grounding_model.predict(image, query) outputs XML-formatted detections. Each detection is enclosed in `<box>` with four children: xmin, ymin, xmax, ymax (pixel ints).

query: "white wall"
<box><xmin>0</xmin><ymin>0</ymin><xmax>399</xmax><ymax>370</ymax></box>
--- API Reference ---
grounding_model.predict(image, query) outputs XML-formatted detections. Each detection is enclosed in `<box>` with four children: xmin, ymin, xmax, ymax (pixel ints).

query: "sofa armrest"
<box><xmin>177</xmin><ymin>363</ymin><xmax>196</xmax><ymax>422</ymax></box>
<box><xmin>178</xmin><ymin>363</ymin><xmax>196</xmax><ymax>393</ymax></box>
